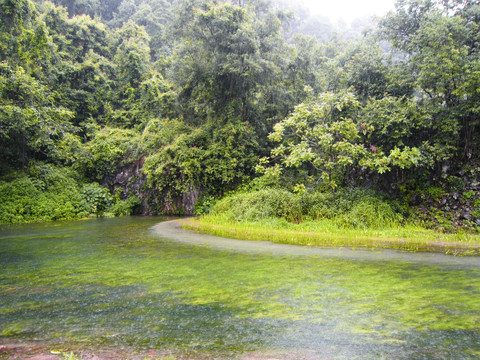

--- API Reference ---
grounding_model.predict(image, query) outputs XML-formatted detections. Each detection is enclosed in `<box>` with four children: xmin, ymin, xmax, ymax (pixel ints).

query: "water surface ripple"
<box><xmin>1</xmin><ymin>217</ymin><xmax>479</xmax><ymax>359</ymax></box>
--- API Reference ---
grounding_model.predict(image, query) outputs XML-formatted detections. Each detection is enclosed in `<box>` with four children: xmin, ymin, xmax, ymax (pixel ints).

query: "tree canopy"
<box><xmin>1</xmin><ymin>0</ymin><xmax>480</xmax><ymax>231</ymax></box>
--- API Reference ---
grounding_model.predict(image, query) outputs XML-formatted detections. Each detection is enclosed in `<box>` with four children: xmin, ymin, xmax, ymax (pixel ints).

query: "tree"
<box><xmin>170</xmin><ymin>0</ymin><xmax>290</xmax><ymax>129</ymax></box>
<box><xmin>49</xmin><ymin>0</ymin><xmax>100</xmax><ymax>18</ymax></box>
<box><xmin>39</xmin><ymin>3</ymin><xmax>113</xmax><ymax>127</ymax></box>
<box><xmin>266</xmin><ymin>91</ymin><xmax>367</xmax><ymax>194</ymax></box>
<box><xmin>380</xmin><ymin>0</ymin><xmax>480</xmax><ymax>162</ymax></box>
<box><xmin>143</xmin><ymin>120</ymin><xmax>259</xmax><ymax>207</ymax></box>
<box><xmin>378</xmin><ymin>0</ymin><xmax>436</xmax><ymax>52</ymax></box>
<box><xmin>108</xmin><ymin>21</ymin><xmax>152</xmax><ymax>128</ymax></box>
<box><xmin>410</xmin><ymin>13</ymin><xmax>480</xmax><ymax>160</ymax></box>
<box><xmin>0</xmin><ymin>62</ymin><xmax>74</xmax><ymax>173</ymax></box>
<box><xmin>110</xmin><ymin>0</ymin><xmax>172</xmax><ymax>59</ymax></box>
<box><xmin>263</xmin><ymin>91</ymin><xmax>425</xmax><ymax>193</ymax></box>
<box><xmin>340</xmin><ymin>41</ymin><xmax>413</xmax><ymax>100</ymax></box>
<box><xmin>0</xmin><ymin>0</ymin><xmax>52</xmax><ymax>76</ymax></box>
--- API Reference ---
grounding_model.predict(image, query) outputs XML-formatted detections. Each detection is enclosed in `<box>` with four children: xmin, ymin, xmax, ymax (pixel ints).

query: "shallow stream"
<box><xmin>1</xmin><ymin>217</ymin><xmax>480</xmax><ymax>359</ymax></box>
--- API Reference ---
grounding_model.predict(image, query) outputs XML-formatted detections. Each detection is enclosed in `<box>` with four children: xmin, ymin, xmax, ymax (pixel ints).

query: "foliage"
<box><xmin>80</xmin><ymin>182</ymin><xmax>112</xmax><ymax>217</ymax></box>
<box><xmin>265</xmin><ymin>91</ymin><xmax>366</xmax><ymax>194</ymax></box>
<box><xmin>0</xmin><ymin>0</ymin><xmax>51</xmax><ymax>75</ymax></box>
<box><xmin>0</xmin><ymin>164</ymin><xmax>83</xmax><ymax>224</ymax></box>
<box><xmin>463</xmin><ymin>190</ymin><xmax>476</xmax><ymax>200</ymax></box>
<box><xmin>110</xmin><ymin>195</ymin><xmax>141</xmax><ymax>216</ymax></box>
<box><xmin>0</xmin><ymin>161</ymin><xmax>140</xmax><ymax>223</ymax></box>
<box><xmin>1</xmin><ymin>0</ymin><xmax>480</xmax><ymax>230</ymax></box>
<box><xmin>83</xmin><ymin>126</ymin><xmax>140</xmax><ymax>180</ymax></box>
<box><xmin>38</xmin><ymin>3</ymin><xmax>113</xmax><ymax>126</ymax></box>
<box><xmin>170</xmin><ymin>0</ymin><xmax>293</xmax><ymax>136</ymax></box>
<box><xmin>379</xmin><ymin>0</ymin><xmax>480</xmax><ymax>161</ymax></box>
<box><xmin>212</xmin><ymin>188</ymin><xmax>303</xmax><ymax>223</ymax></box>
<box><xmin>109</xmin><ymin>187</ymin><xmax>141</xmax><ymax>216</ymax></box>
<box><xmin>211</xmin><ymin>187</ymin><xmax>402</xmax><ymax>229</ymax></box>
<box><xmin>264</xmin><ymin>91</ymin><xmax>424</xmax><ymax>193</ymax></box>
<box><xmin>193</xmin><ymin>193</ymin><xmax>217</xmax><ymax>216</ymax></box>
<box><xmin>426</xmin><ymin>187</ymin><xmax>445</xmax><ymax>199</ymax></box>
<box><xmin>140</xmin><ymin>117</ymin><xmax>190</xmax><ymax>152</ymax></box>
<box><xmin>335</xmin><ymin>40</ymin><xmax>411</xmax><ymax>100</ymax></box>
<box><xmin>0</xmin><ymin>62</ymin><xmax>74</xmax><ymax>172</ymax></box>
<box><xmin>143</xmin><ymin>120</ymin><xmax>258</xmax><ymax>200</ymax></box>
<box><xmin>358</xmin><ymin>96</ymin><xmax>443</xmax><ymax>171</ymax></box>
<box><xmin>299</xmin><ymin>188</ymin><xmax>402</xmax><ymax>228</ymax></box>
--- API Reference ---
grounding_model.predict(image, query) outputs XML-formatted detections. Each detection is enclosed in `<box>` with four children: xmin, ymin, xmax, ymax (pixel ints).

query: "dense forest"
<box><xmin>1</xmin><ymin>0</ymin><xmax>479</xmax><ymax>232</ymax></box>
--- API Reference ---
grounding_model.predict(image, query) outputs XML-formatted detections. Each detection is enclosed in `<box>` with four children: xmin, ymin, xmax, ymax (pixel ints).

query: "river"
<box><xmin>1</xmin><ymin>217</ymin><xmax>480</xmax><ymax>359</ymax></box>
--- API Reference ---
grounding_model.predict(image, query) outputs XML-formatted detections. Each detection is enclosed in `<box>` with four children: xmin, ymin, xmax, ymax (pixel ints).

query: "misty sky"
<box><xmin>300</xmin><ymin>0</ymin><xmax>396</xmax><ymax>22</ymax></box>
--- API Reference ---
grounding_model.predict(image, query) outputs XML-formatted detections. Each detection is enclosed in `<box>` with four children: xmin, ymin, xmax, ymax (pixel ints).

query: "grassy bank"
<box><xmin>183</xmin><ymin>215</ymin><xmax>480</xmax><ymax>256</ymax></box>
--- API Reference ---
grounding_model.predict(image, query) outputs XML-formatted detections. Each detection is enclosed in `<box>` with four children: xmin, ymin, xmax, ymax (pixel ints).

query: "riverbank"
<box><xmin>182</xmin><ymin>216</ymin><xmax>480</xmax><ymax>256</ymax></box>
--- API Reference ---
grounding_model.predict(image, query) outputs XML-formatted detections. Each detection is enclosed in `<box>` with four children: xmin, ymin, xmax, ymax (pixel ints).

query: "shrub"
<box><xmin>80</xmin><ymin>183</ymin><xmax>113</xmax><ymax>217</ymax></box>
<box><xmin>0</xmin><ymin>163</ymin><xmax>142</xmax><ymax>224</ymax></box>
<box><xmin>334</xmin><ymin>195</ymin><xmax>402</xmax><ymax>229</ymax></box>
<box><xmin>426</xmin><ymin>187</ymin><xmax>445</xmax><ymax>199</ymax></box>
<box><xmin>212</xmin><ymin>189</ymin><xmax>303</xmax><ymax>223</ymax></box>
<box><xmin>300</xmin><ymin>191</ymin><xmax>336</xmax><ymax>219</ymax></box>
<box><xmin>194</xmin><ymin>193</ymin><xmax>217</xmax><ymax>216</ymax></box>
<box><xmin>110</xmin><ymin>195</ymin><xmax>141</xmax><ymax>216</ymax></box>
<box><xmin>301</xmin><ymin>189</ymin><xmax>402</xmax><ymax>228</ymax></box>
<box><xmin>471</xmin><ymin>210</ymin><xmax>480</xmax><ymax>219</ymax></box>
<box><xmin>463</xmin><ymin>190</ymin><xmax>476</xmax><ymax>200</ymax></box>
<box><xmin>0</xmin><ymin>164</ymin><xmax>84</xmax><ymax>224</ymax></box>
<box><xmin>211</xmin><ymin>187</ymin><xmax>402</xmax><ymax>228</ymax></box>
<box><xmin>83</xmin><ymin>127</ymin><xmax>140</xmax><ymax>180</ymax></box>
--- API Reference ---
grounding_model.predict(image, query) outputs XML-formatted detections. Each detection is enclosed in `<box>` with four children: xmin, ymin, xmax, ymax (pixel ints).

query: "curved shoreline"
<box><xmin>152</xmin><ymin>219</ymin><xmax>480</xmax><ymax>265</ymax></box>
<box><xmin>177</xmin><ymin>218</ymin><xmax>480</xmax><ymax>256</ymax></box>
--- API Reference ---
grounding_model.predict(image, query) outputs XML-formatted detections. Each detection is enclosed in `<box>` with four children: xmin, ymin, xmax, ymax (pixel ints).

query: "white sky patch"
<box><xmin>300</xmin><ymin>0</ymin><xmax>396</xmax><ymax>23</ymax></box>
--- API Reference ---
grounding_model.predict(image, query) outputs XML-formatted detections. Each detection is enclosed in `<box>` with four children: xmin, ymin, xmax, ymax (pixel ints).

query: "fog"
<box><xmin>289</xmin><ymin>0</ymin><xmax>396</xmax><ymax>23</ymax></box>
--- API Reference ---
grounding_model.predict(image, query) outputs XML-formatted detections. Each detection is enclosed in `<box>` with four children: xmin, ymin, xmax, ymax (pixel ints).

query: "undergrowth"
<box><xmin>0</xmin><ymin>163</ymin><xmax>139</xmax><ymax>224</ymax></box>
<box><xmin>188</xmin><ymin>187</ymin><xmax>480</xmax><ymax>255</ymax></box>
<box><xmin>211</xmin><ymin>188</ymin><xmax>403</xmax><ymax>229</ymax></box>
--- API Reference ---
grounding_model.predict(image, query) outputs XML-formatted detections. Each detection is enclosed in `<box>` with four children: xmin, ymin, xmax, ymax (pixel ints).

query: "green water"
<box><xmin>1</xmin><ymin>217</ymin><xmax>480</xmax><ymax>359</ymax></box>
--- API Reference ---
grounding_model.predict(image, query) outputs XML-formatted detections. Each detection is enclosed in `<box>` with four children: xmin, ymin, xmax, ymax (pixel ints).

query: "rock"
<box><xmin>461</xmin><ymin>212</ymin><xmax>471</xmax><ymax>220</ymax></box>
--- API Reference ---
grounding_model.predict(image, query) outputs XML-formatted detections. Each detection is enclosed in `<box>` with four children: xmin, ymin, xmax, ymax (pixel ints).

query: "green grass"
<box><xmin>183</xmin><ymin>215</ymin><xmax>480</xmax><ymax>256</ymax></box>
